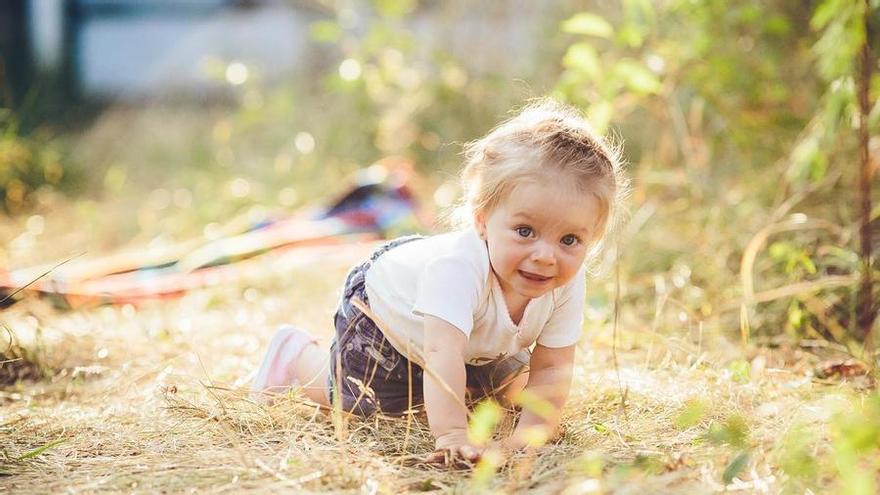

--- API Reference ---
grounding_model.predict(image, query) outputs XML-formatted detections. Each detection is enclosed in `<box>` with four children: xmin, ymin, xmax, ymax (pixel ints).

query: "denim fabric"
<box><xmin>328</xmin><ymin>236</ymin><xmax>530</xmax><ymax>416</ymax></box>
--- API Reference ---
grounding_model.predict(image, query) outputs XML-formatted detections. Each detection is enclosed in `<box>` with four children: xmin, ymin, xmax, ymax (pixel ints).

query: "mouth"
<box><xmin>518</xmin><ymin>270</ymin><xmax>553</xmax><ymax>283</ymax></box>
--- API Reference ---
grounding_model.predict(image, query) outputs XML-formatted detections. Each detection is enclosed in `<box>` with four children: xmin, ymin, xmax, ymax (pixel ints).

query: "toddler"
<box><xmin>251</xmin><ymin>98</ymin><xmax>627</xmax><ymax>463</ymax></box>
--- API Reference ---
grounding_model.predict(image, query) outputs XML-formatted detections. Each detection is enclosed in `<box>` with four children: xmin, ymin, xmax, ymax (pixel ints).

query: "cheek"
<box><xmin>491</xmin><ymin>242</ymin><xmax>527</xmax><ymax>272</ymax></box>
<box><xmin>557</xmin><ymin>251</ymin><xmax>584</xmax><ymax>279</ymax></box>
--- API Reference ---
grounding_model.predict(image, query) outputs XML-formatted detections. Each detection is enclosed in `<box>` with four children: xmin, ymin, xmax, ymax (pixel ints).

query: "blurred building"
<box><xmin>2</xmin><ymin>0</ymin><xmax>551</xmax><ymax>104</ymax></box>
<box><xmin>3</xmin><ymin>0</ymin><xmax>324</xmax><ymax>101</ymax></box>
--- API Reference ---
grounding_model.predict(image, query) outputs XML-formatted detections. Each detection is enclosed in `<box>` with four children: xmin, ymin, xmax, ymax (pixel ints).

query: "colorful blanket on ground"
<box><xmin>0</xmin><ymin>162</ymin><xmax>426</xmax><ymax>309</ymax></box>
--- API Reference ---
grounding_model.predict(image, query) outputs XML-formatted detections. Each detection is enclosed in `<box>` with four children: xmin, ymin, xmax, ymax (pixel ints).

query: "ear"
<box><xmin>473</xmin><ymin>210</ymin><xmax>487</xmax><ymax>240</ymax></box>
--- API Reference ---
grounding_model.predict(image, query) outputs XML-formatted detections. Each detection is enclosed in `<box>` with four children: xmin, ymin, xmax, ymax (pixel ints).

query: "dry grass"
<box><xmin>0</xmin><ymin>248</ymin><xmax>867</xmax><ymax>494</ymax></box>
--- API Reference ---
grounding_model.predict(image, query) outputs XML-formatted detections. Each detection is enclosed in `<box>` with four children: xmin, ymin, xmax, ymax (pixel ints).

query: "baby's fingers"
<box><xmin>457</xmin><ymin>445</ymin><xmax>481</xmax><ymax>462</ymax></box>
<box><xmin>425</xmin><ymin>450</ymin><xmax>449</xmax><ymax>465</ymax></box>
<box><xmin>425</xmin><ymin>446</ymin><xmax>481</xmax><ymax>467</ymax></box>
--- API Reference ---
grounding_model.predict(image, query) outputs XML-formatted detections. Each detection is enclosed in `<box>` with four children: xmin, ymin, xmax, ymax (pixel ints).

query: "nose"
<box><xmin>530</xmin><ymin>240</ymin><xmax>556</xmax><ymax>265</ymax></box>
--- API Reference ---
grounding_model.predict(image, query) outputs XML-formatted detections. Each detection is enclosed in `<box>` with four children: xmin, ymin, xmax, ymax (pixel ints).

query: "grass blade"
<box><xmin>16</xmin><ymin>439</ymin><xmax>66</xmax><ymax>461</ymax></box>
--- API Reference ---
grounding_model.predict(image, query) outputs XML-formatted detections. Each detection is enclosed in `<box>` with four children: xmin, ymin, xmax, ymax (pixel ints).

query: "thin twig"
<box><xmin>612</xmin><ymin>238</ymin><xmax>628</xmax><ymax>421</ymax></box>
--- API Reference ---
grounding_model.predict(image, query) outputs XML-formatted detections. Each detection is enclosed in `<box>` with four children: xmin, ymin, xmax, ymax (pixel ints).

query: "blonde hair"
<box><xmin>456</xmin><ymin>98</ymin><xmax>629</xmax><ymax>259</ymax></box>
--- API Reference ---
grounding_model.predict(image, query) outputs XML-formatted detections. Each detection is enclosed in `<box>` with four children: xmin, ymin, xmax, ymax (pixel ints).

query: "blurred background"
<box><xmin>0</xmin><ymin>0</ymin><xmax>877</xmax><ymax>347</ymax></box>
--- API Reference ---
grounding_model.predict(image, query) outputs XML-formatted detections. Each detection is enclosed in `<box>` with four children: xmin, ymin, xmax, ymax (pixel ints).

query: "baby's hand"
<box><xmin>490</xmin><ymin>436</ymin><xmax>525</xmax><ymax>455</ymax></box>
<box><xmin>426</xmin><ymin>429</ymin><xmax>482</xmax><ymax>466</ymax></box>
<box><xmin>489</xmin><ymin>427</ymin><xmax>548</xmax><ymax>457</ymax></box>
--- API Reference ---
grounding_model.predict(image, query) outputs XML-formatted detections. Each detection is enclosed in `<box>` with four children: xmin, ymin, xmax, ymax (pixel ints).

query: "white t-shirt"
<box><xmin>363</xmin><ymin>228</ymin><xmax>586</xmax><ymax>365</ymax></box>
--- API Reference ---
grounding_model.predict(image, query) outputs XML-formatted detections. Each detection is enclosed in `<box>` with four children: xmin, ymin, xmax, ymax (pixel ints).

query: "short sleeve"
<box><xmin>412</xmin><ymin>256</ymin><xmax>483</xmax><ymax>337</ymax></box>
<box><xmin>536</xmin><ymin>266</ymin><xmax>586</xmax><ymax>348</ymax></box>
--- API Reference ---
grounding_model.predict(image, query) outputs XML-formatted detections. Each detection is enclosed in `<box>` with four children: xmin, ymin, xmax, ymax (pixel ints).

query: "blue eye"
<box><xmin>515</xmin><ymin>226</ymin><xmax>533</xmax><ymax>238</ymax></box>
<box><xmin>561</xmin><ymin>234</ymin><xmax>580</xmax><ymax>246</ymax></box>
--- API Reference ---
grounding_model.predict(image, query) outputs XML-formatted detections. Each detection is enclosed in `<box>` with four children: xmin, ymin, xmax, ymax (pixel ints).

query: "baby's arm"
<box><xmin>506</xmin><ymin>343</ymin><xmax>575</xmax><ymax>450</ymax></box>
<box><xmin>422</xmin><ymin>315</ymin><xmax>480</xmax><ymax>462</ymax></box>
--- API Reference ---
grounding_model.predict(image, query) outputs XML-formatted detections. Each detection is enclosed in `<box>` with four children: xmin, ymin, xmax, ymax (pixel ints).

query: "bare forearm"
<box><xmin>423</xmin><ymin>349</ymin><xmax>469</xmax><ymax>442</ymax></box>
<box><xmin>512</xmin><ymin>364</ymin><xmax>573</xmax><ymax>444</ymax></box>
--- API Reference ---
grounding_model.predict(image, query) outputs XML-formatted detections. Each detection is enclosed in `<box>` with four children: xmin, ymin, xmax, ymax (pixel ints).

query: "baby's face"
<box><xmin>476</xmin><ymin>178</ymin><xmax>600</xmax><ymax>304</ymax></box>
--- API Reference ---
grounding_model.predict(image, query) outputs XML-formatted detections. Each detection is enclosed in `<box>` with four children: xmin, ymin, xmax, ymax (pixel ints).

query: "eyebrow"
<box><xmin>511</xmin><ymin>212</ymin><xmax>535</xmax><ymax>221</ymax></box>
<box><xmin>511</xmin><ymin>212</ymin><xmax>591</xmax><ymax>235</ymax></box>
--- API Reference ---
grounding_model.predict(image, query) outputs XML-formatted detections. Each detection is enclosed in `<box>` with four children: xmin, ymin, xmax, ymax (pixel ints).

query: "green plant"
<box><xmin>0</xmin><ymin>109</ymin><xmax>77</xmax><ymax>213</ymax></box>
<box><xmin>554</xmin><ymin>1</ymin><xmax>878</xmax><ymax>349</ymax></box>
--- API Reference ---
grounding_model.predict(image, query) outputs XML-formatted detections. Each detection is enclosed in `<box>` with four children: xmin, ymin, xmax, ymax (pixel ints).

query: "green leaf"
<box><xmin>834</xmin><ymin>415</ymin><xmax>880</xmax><ymax>453</ymax></box>
<box><xmin>578</xmin><ymin>452</ymin><xmax>605</xmax><ymax>477</ymax></box>
<box><xmin>765</xmin><ymin>15</ymin><xmax>792</xmax><ymax>36</ymax></box>
<box><xmin>811</xmin><ymin>0</ymin><xmax>844</xmax><ymax>30</ymax></box>
<box><xmin>824</xmin><ymin>77</ymin><xmax>855</xmax><ymax>133</ymax></box>
<box><xmin>811</xmin><ymin>5</ymin><xmax>863</xmax><ymax>81</ymax></box>
<box><xmin>561</xmin><ymin>13</ymin><xmax>614</xmax><ymax>38</ymax></box>
<box><xmin>840</xmin><ymin>470</ymin><xmax>876</xmax><ymax>495</ymax></box>
<box><xmin>467</xmin><ymin>400</ymin><xmax>502</xmax><ymax>446</ymax></box>
<box><xmin>722</xmin><ymin>450</ymin><xmax>750</xmax><ymax>484</ymax></box>
<box><xmin>870</xmin><ymin>76</ymin><xmax>880</xmax><ymax>123</ymax></box>
<box><xmin>623</xmin><ymin>0</ymin><xmax>655</xmax><ymax>24</ymax></box>
<box><xmin>616</xmin><ymin>23</ymin><xmax>646</xmax><ymax>48</ymax></box>
<box><xmin>309</xmin><ymin>21</ymin><xmax>342</xmax><ymax>43</ymax></box>
<box><xmin>674</xmin><ymin>399</ymin><xmax>707</xmax><ymax>429</ymax></box>
<box><xmin>788</xmin><ymin>302</ymin><xmax>805</xmax><ymax>328</ymax></box>
<box><xmin>788</xmin><ymin>135</ymin><xmax>827</xmax><ymax>183</ymax></box>
<box><xmin>613</xmin><ymin>59</ymin><xmax>661</xmax><ymax>95</ymax></box>
<box><xmin>16</xmin><ymin>439</ymin><xmax>66</xmax><ymax>461</ymax></box>
<box><xmin>778</xmin><ymin>425</ymin><xmax>817</xmax><ymax>482</ymax></box>
<box><xmin>373</xmin><ymin>0</ymin><xmax>416</xmax><ymax>18</ymax></box>
<box><xmin>588</xmin><ymin>101</ymin><xmax>614</xmax><ymax>134</ymax></box>
<box><xmin>799</xmin><ymin>252</ymin><xmax>817</xmax><ymax>274</ymax></box>
<box><xmin>562</xmin><ymin>43</ymin><xmax>601</xmax><ymax>80</ymax></box>
<box><xmin>729</xmin><ymin>359</ymin><xmax>751</xmax><ymax>383</ymax></box>
<box><xmin>634</xmin><ymin>454</ymin><xmax>665</xmax><ymax>475</ymax></box>
<box><xmin>706</xmin><ymin>415</ymin><xmax>749</xmax><ymax>447</ymax></box>
<box><xmin>471</xmin><ymin>448</ymin><xmax>503</xmax><ymax>488</ymax></box>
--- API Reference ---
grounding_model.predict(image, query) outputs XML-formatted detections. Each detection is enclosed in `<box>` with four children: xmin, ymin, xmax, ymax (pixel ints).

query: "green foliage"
<box><xmin>574</xmin><ymin>451</ymin><xmax>605</xmax><ymax>477</ymax></box>
<box><xmin>769</xmin><ymin>242</ymin><xmax>818</xmax><ymax>276</ymax></box>
<box><xmin>372</xmin><ymin>0</ymin><xmax>416</xmax><ymax>19</ymax></box>
<box><xmin>467</xmin><ymin>400</ymin><xmax>502</xmax><ymax>446</ymax></box>
<box><xmin>467</xmin><ymin>401</ymin><xmax>504</xmax><ymax>490</ymax></box>
<box><xmin>631</xmin><ymin>454</ymin><xmax>666</xmax><ymax>475</ymax></box>
<box><xmin>673</xmin><ymin>399</ymin><xmax>707</xmax><ymax>429</ymax></box>
<box><xmin>555</xmin><ymin>3</ymin><xmax>661</xmax><ymax>131</ymax></box>
<box><xmin>722</xmin><ymin>450</ymin><xmax>750</xmax><ymax>484</ymax></box>
<box><xmin>553</xmin><ymin>0</ymin><xmax>879</xmax><ymax>346</ymax></box>
<box><xmin>309</xmin><ymin>20</ymin><xmax>342</xmax><ymax>43</ymax></box>
<box><xmin>835</xmin><ymin>407</ymin><xmax>880</xmax><ymax>453</ymax></box>
<box><xmin>773</xmin><ymin>394</ymin><xmax>880</xmax><ymax>493</ymax></box>
<box><xmin>15</xmin><ymin>439</ymin><xmax>66</xmax><ymax>461</ymax></box>
<box><xmin>831</xmin><ymin>394</ymin><xmax>880</xmax><ymax>486</ymax></box>
<box><xmin>3</xmin><ymin>0</ymin><xmax>875</xmax><ymax>352</ymax></box>
<box><xmin>811</xmin><ymin>0</ymin><xmax>866</xmax><ymax>82</ymax></box>
<box><xmin>605</xmin><ymin>453</ymin><xmax>666</xmax><ymax>485</ymax></box>
<box><xmin>0</xmin><ymin>109</ymin><xmax>77</xmax><ymax>212</ymax></box>
<box><xmin>302</xmin><ymin>2</ymin><xmax>527</xmax><ymax>175</ymax></box>
<box><xmin>705</xmin><ymin>414</ymin><xmax>749</xmax><ymax>448</ymax></box>
<box><xmin>470</xmin><ymin>449</ymin><xmax>503</xmax><ymax>490</ymax></box>
<box><xmin>561</xmin><ymin>13</ymin><xmax>614</xmax><ymax>38</ymax></box>
<box><xmin>728</xmin><ymin>359</ymin><xmax>752</xmax><ymax>384</ymax></box>
<box><xmin>777</xmin><ymin>425</ymin><xmax>819</xmax><ymax>489</ymax></box>
<box><xmin>4</xmin><ymin>3</ymin><xmax>879</xmax><ymax>492</ymax></box>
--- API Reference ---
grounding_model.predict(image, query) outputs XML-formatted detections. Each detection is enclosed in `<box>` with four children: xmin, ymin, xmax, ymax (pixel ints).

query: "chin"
<box><xmin>517</xmin><ymin>286</ymin><xmax>551</xmax><ymax>299</ymax></box>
